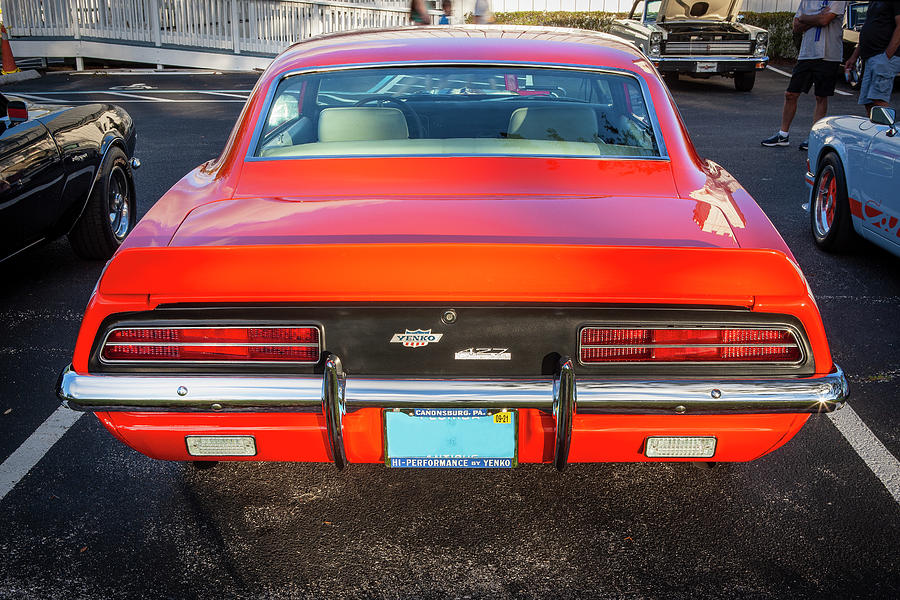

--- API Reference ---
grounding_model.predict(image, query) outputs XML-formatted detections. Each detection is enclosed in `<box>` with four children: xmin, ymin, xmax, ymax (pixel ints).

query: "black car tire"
<box><xmin>663</xmin><ymin>71</ymin><xmax>679</xmax><ymax>87</ymax></box>
<box><xmin>68</xmin><ymin>146</ymin><xmax>136</xmax><ymax>260</ymax></box>
<box><xmin>811</xmin><ymin>152</ymin><xmax>855</xmax><ymax>252</ymax></box>
<box><xmin>734</xmin><ymin>70</ymin><xmax>756</xmax><ymax>92</ymax></box>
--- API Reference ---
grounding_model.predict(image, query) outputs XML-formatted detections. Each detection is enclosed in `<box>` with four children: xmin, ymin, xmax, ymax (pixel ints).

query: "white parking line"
<box><xmin>767</xmin><ymin>65</ymin><xmax>794</xmax><ymax>78</ymax></box>
<box><xmin>0</xmin><ymin>407</ymin><xmax>83</xmax><ymax>503</ymax></box>
<box><xmin>828</xmin><ymin>405</ymin><xmax>900</xmax><ymax>505</ymax></box>
<box><xmin>70</xmin><ymin>70</ymin><xmax>226</xmax><ymax>76</ymax></box>
<box><xmin>0</xmin><ymin>400</ymin><xmax>898</xmax><ymax>507</ymax></box>
<box><xmin>767</xmin><ymin>65</ymin><xmax>853</xmax><ymax>96</ymax></box>
<box><xmin>10</xmin><ymin>92</ymin><xmax>59</xmax><ymax>103</ymax></box>
<box><xmin>197</xmin><ymin>91</ymin><xmax>251</xmax><ymax>99</ymax></box>
<box><xmin>10</xmin><ymin>90</ymin><xmax>251</xmax><ymax>104</ymax></box>
<box><xmin>12</xmin><ymin>89</ymin><xmax>252</xmax><ymax>94</ymax></box>
<box><xmin>104</xmin><ymin>91</ymin><xmax>174</xmax><ymax>102</ymax></box>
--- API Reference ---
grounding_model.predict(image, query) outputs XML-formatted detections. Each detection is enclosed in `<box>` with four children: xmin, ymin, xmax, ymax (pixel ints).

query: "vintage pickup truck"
<box><xmin>609</xmin><ymin>0</ymin><xmax>769</xmax><ymax>91</ymax></box>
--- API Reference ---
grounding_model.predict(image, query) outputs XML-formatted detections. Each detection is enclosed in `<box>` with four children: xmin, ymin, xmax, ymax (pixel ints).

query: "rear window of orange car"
<box><xmin>254</xmin><ymin>66</ymin><xmax>661</xmax><ymax>159</ymax></box>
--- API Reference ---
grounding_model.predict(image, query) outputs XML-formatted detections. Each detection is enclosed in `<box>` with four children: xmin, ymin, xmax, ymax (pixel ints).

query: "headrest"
<box><xmin>318</xmin><ymin>107</ymin><xmax>409</xmax><ymax>143</ymax></box>
<box><xmin>508</xmin><ymin>106</ymin><xmax>599</xmax><ymax>142</ymax></box>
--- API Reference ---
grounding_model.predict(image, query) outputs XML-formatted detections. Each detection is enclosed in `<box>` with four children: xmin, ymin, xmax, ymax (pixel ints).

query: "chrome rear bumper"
<box><xmin>58</xmin><ymin>362</ymin><xmax>848</xmax><ymax>415</ymax></box>
<box><xmin>57</xmin><ymin>358</ymin><xmax>848</xmax><ymax>470</ymax></box>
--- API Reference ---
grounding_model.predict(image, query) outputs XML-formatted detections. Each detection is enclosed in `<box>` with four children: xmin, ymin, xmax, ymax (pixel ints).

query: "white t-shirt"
<box><xmin>796</xmin><ymin>1</ymin><xmax>847</xmax><ymax>62</ymax></box>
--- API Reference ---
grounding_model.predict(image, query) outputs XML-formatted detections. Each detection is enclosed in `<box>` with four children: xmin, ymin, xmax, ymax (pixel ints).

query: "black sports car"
<box><xmin>0</xmin><ymin>93</ymin><xmax>138</xmax><ymax>262</ymax></box>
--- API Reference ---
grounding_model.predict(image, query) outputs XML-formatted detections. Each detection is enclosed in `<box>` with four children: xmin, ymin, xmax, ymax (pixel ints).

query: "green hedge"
<box><xmin>490</xmin><ymin>11</ymin><xmax>626</xmax><ymax>30</ymax></box>
<box><xmin>740</xmin><ymin>12</ymin><xmax>797</xmax><ymax>60</ymax></box>
<box><xmin>486</xmin><ymin>11</ymin><xmax>797</xmax><ymax>60</ymax></box>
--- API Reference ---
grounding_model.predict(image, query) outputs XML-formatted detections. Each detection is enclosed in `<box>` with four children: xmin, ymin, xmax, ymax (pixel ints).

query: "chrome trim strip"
<box><xmin>57</xmin><ymin>364</ymin><xmax>849</xmax><ymax>415</ymax></box>
<box><xmin>245</xmin><ymin>60</ymin><xmax>669</xmax><ymax>162</ymax></box>
<box><xmin>552</xmin><ymin>357</ymin><xmax>576</xmax><ymax>472</ymax></box>
<box><xmin>655</xmin><ymin>56</ymin><xmax>769</xmax><ymax>65</ymax></box>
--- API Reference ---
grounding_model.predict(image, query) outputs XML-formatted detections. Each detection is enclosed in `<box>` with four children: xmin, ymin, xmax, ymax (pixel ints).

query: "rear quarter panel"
<box><xmin>38</xmin><ymin>104</ymin><xmax>135</xmax><ymax>235</ymax></box>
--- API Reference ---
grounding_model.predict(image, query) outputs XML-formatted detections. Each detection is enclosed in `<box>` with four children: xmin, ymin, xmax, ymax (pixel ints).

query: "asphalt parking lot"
<box><xmin>1</xmin><ymin>66</ymin><xmax>898</xmax><ymax>599</ymax></box>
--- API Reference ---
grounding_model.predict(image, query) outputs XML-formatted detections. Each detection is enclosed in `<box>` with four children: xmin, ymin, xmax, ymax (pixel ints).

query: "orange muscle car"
<box><xmin>58</xmin><ymin>26</ymin><xmax>848</xmax><ymax>470</ymax></box>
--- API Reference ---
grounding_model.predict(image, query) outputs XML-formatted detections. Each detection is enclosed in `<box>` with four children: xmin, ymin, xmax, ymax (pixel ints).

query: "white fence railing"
<box><xmin>0</xmin><ymin>0</ymin><xmax>803</xmax><ymax>70</ymax></box>
<box><xmin>1</xmin><ymin>0</ymin><xmax>415</xmax><ymax>56</ymax></box>
<box><xmin>488</xmin><ymin>0</ymin><xmax>801</xmax><ymax>13</ymax></box>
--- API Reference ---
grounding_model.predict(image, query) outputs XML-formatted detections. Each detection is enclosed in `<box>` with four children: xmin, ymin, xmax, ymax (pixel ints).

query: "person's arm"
<box><xmin>845</xmin><ymin>44</ymin><xmax>860</xmax><ymax>71</ymax></box>
<box><xmin>796</xmin><ymin>9</ymin><xmax>837</xmax><ymax>28</ymax></box>
<box><xmin>886</xmin><ymin>14</ymin><xmax>900</xmax><ymax>59</ymax></box>
<box><xmin>793</xmin><ymin>17</ymin><xmax>810</xmax><ymax>34</ymax></box>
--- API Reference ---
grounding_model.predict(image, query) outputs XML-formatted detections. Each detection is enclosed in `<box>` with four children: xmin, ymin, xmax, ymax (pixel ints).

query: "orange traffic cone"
<box><xmin>1</xmin><ymin>24</ymin><xmax>20</xmax><ymax>75</ymax></box>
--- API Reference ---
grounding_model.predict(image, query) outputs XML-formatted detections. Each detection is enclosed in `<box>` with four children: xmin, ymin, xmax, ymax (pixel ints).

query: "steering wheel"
<box><xmin>353</xmin><ymin>95</ymin><xmax>424</xmax><ymax>139</ymax></box>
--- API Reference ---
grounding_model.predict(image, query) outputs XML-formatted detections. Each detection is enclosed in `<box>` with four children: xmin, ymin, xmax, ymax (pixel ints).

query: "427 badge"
<box><xmin>454</xmin><ymin>348</ymin><xmax>512</xmax><ymax>361</ymax></box>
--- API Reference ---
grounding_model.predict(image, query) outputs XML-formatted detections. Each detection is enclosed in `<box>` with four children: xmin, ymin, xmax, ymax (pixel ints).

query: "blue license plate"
<box><xmin>384</xmin><ymin>408</ymin><xmax>517</xmax><ymax>468</ymax></box>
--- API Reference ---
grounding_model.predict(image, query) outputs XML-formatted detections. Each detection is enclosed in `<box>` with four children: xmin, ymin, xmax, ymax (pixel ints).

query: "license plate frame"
<box><xmin>383</xmin><ymin>408</ymin><xmax>518</xmax><ymax>468</ymax></box>
<box><xmin>696</xmin><ymin>61</ymin><xmax>718</xmax><ymax>73</ymax></box>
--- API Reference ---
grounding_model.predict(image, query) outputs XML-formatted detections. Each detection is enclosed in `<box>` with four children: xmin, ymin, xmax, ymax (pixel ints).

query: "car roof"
<box><xmin>265</xmin><ymin>25</ymin><xmax>648</xmax><ymax>77</ymax></box>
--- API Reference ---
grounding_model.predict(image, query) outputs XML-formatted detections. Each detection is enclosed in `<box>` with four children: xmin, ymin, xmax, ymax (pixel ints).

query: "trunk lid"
<box><xmin>168</xmin><ymin>195</ymin><xmax>741</xmax><ymax>249</ymax></box>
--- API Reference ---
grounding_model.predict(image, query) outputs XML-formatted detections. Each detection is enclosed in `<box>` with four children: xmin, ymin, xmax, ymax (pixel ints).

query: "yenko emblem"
<box><xmin>390</xmin><ymin>329</ymin><xmax>444</xmax><ymax>348</ymax></box>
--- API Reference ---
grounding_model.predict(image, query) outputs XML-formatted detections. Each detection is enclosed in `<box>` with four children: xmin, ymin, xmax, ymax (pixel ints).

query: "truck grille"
<box><xmin>665</xmin><ymin>41</ymin><xmax>753</xmax><ymax>55</ymax></box>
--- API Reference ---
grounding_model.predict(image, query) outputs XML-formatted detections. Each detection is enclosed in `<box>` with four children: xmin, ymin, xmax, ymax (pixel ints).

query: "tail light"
<box><xmin>579</xmin><ymin>327</ymin><xmax>801</xmax><ymax>364</ymax></box>
<box><xmin>100</xmin><ymin>326</ymin><xmax>321</xmax><ymax>364</ymax></box>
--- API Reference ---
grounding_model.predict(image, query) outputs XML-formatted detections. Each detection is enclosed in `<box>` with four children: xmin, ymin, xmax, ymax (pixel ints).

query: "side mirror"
<box><xmin>871</xmin><ymin>106</ymin><xmax>897</xmax><ymax>136</ymax></box>
<box><xmin>6</xmin><ymin>100</ymin><xmax>27</xmax><ymax>125</ymax></box>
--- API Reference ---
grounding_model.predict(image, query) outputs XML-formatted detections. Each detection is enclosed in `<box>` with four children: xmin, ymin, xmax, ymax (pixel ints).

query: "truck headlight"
<box><xmin>755</xmin><ymin>32</ymin><xmax>768</xmax><ymax>57</ymax></box>
<box><xmin>649</xmin><ymin>31</ymin><xmax>663</xmax><ymax>58</ymax></box>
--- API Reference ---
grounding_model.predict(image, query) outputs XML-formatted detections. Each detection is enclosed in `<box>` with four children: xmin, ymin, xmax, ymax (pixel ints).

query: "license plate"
<box><xmin>384</xmin><ymin>408</ymin><xmax>517</xmax><ymax>468</ymax></box>
<box><xmin>696</xmin><ymin>62</ymin><xmax>717</xmax><ymax>73</ymax></box>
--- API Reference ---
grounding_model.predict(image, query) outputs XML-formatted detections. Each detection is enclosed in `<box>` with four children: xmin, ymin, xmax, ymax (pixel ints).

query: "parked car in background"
<box><xmin>807</xmin><ymin>105</ymin><xmax>900</xmax><ymax>257</ymax></box>
<box><xmin>609</xmin><ymin>0</ymin><xmax>768</xmax><ymax>91</ymax></box>
<box><xmin>0</xmin><ymin>93</ymin><xmax>138</xmax><ymax>262</ymax></box>
<box><xmin>58</xmin><ymin>26</ymin><xmax>846</xmax><ymax>472</ymax></box>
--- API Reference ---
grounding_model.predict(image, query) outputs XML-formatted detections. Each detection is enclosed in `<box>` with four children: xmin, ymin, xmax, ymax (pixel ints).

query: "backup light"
<box><xmin>101</xmin><ymin>326</ymin><xmax>321</xmax><ymax>363</ymax></box>
<box><xmin>645</xmin><ymin>436</ymin><xmax>716</xmax><ymax>458</ymax></box>
<box><xmin>186</xmin><ymin>435</ymin><xmax>257</xmax><ymax>457</ymax></box>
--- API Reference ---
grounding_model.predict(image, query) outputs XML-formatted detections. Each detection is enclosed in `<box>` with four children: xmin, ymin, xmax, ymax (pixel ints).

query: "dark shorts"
<box><xmin>787</xmin><ymin>59</ymin><xmax>840</xmax><ymax>97</ymax></box>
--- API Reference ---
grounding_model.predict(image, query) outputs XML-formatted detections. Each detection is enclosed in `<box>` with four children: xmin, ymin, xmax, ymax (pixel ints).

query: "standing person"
<box><xmin>761</xmin><ymin>1</ymin><xmax>847</xmax><ymax>150</ymax></box>
<box><xmin>473</xmin><ymin>0</ymin><xmax>493</xmax><ymax>25</ymax></box>
<box><xmin>844</xmin><ymin>2</ymin><xmax>900</xmax><ymax>115</ymax></box>
<box><xmin>410</xmin><ymin>0</ymin><xmax>431</xmax><ymax>25</ymax></box>
<box><xmin>439</xmin><ymin>0</ymin><xmax>452</xmax><ymax>25</ymax></box>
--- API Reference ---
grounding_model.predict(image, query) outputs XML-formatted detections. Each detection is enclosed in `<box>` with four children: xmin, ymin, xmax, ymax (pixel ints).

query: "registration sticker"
<box><xmin>696</xmin><ymin>62</ymin><xmax>717</xmax><ymax>73</ymax></box>
<box><xmin>493</xmin><ymin>412</ymin><xmax>512</xmax><ymax>424</ymax></box>
<box><xmin>384</xmin><ymin>409</ymin><xmax>517</xmax><ymax>468</ymax></box>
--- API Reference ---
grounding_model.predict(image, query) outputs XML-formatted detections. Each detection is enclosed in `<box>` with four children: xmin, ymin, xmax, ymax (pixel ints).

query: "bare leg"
<box><xmin>813</xmin><ymin>96</ymin><xmax>828</xmax><ymax>124</ymax></box>
<box><xmin>780</xmin><ymin>91</ymin><xmax>800</xmax><ymax>133</ymax></box>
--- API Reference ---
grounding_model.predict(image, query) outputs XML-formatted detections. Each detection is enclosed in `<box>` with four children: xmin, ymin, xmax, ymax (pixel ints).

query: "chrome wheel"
<box><xmin>814</xmin><ymin>164</ymin><xmax>837</xmax><ymax>238</ymax></box>
<box><xmin>107</xmin><ymin>165</ymin><xmax>130</xmax><ymax>240</ymax></box>
<box><xmin>851</xmin><ymin>56</ymin><xmax>864</xmax><ymax>90</ymax></box>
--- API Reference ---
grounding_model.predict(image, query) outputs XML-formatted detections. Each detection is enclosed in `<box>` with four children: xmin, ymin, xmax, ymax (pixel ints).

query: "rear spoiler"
<box><xmin>99</xmin><ymin>243</ymin><xmax>809</xmax><ymax>307</ymax></box>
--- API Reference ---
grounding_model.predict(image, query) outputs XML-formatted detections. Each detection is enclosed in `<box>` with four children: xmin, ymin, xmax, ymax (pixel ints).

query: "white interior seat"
<box><xmin>317</xmin><ymin>107</ymin><xmax>409</xmax><ymax>143</ymax></box>
<box><xmin>508</xmin><ymin>106</ymin><xmax>599</xmax><ymax>143</ymax></box>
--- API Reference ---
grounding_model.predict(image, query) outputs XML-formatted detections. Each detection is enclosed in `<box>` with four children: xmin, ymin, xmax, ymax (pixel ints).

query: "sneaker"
<box><xmin>799</xmin><ymin>140</ymin><xmax>809</xmax><ymax>151</ymax></box>
<box><xmin>761</xmin><ymin>132</ymin><xmax>789</xmax><ymax>147</ymax></box>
